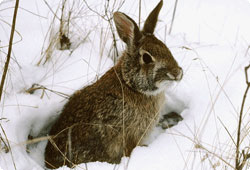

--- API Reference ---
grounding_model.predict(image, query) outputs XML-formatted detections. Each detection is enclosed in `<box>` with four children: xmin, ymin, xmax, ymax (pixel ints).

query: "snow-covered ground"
<box><xmin>0</xmin><ymin>0</ymin><xmax>250</xmax><ymax>170</ymax></box>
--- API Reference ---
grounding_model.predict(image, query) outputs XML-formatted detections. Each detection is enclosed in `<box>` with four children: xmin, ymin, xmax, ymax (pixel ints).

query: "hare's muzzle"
<box><xmin>169</xmin><ymin>67</ymin><xmax>183</xmax><ymax>81</ymax></box>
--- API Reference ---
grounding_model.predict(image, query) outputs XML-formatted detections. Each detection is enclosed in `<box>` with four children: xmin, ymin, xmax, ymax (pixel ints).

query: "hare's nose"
<box><xmin>172</xmin><ymin>67</ymin><xmax>183</xmax><ymax>81</ymax></box>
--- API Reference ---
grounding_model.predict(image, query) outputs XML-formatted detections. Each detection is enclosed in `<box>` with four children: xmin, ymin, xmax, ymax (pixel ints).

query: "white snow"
<box><xmin>0</xmin><ymin>0</ymin><xmax>250</xmax><ymax>170</ymax></box>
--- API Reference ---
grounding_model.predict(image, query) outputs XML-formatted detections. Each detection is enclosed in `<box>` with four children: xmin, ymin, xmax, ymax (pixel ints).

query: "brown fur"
<box><xmin>45</xmin><ymin>0</ymin><xmax>183</xmax><ymax>168</ymax></box>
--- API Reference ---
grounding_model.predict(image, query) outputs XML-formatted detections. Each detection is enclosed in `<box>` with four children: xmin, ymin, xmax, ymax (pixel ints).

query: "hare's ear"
<box><xmin>114</xmin><ymin>12</ymin><xmax>142</xmax><ymax>46</ymax></box>
<box><xmin>143</xmin><ymin>0</ymin><xmax>163</xmax><ymax>34</ymax></box>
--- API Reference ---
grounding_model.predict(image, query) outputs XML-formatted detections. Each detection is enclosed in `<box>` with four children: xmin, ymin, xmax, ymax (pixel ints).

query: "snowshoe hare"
<box><xmin>45</xmin><ymin>0</ymin><xmax>183</xmax><ymax>168</ymax></box>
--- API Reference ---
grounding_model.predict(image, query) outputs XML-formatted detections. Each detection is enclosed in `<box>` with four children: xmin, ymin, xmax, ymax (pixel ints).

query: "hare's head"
<box><xmin>114</xmin><ymin>0</ymin><xmax>183</xmax><ymax>95</ymax></box>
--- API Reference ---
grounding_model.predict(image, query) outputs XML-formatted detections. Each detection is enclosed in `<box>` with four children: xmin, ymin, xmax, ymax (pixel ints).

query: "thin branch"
<box><xmin>195</xmin><ymin>143</ymin><xmax>234</xmax><ymax>169</ymax></box>
<box><xmin>235</xmin><ymin>64</ymin><xmax>250</xmax><ymax>170</ymax></box>
<box><xmin>168</xmin><ymin>0</ymin><xmax>179</xmax><ymax>34</ymax></box>
<box><xmin>244</xmin><ymin>45</ymin><xmax>250</xmax><ymax>57</ymax></box>
<box><xmin>0</xmin><ymin>7</ymin><xmax>46</xmax><ymax>19</ymax></box>
<box><xmin>103</xmin><ymin>1</ymin><xmax>119</xmax><ymax>63</ymax></box>
<box><xmin>25</xmin><ymin>84</ymin><xmax>70</xmax><ymax>99</ymax></box>
<box><xmin>0</xmin><ymin>18</ymin><xmax>23</xmax><ymax>48</ymax></box>
<box><xmin>218</xmin><ymin>117</ymin><xmax>236</xmax><ymax>147</ymax></box>
<box><xmin>238</xmin><ymin>149</ymin><xmax>250</xmax><ymax>170</ymax></box>
<box><xmin>0</xmin><ymin>134</ymin><xmax>9</xmax><ymax>153</ymax></box>
<box><xmin>0</xmin><ymin>124</ymin><xmax>17</xmax><ymax>170</ymax></box>
<box><xmin>59</xmin><ymin>0</ymin><xmax>66</xmax><ymax>40</ymax></box>
<box><xmin>43</xmin><ymin>0</ymin><xmax>60</xmax><ymax>20</ymax></box>
<box><xmin>138</xmin><ymin>0</ymin><xmax>142</xmax><ymax>28</ymax></box>
<box><xmin>0</xmin><ymin>0</ymin><xmax>20</xmax><ymax>102</ymax></box>
<box><xmin>82</xmin><ymin>0</ymin><xmax>106</xmax><ymax>20</ymax></box>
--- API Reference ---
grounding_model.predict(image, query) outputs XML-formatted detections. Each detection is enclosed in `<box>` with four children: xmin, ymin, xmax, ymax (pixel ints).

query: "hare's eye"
<box><xmin>142</xmin><ymin>53</ymin><xmax>153</xmax><ymax>64</ymax></box>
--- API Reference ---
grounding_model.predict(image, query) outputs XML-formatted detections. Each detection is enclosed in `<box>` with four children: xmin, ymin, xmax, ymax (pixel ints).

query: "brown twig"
<box><xmin>238</xmin><ymin>149</ymin><xmax>250</xmax><ymax>170</ymax></box>
<box><xmin>235</xmin><ymin>64</ymin><xmax>250</xmax><ymax>170</ymax></box>
<box><xmin>25</xmin><ymin>84</ymin><xmax>70</xmax><ymax>99</ymax></box>
<box><xmin>0</xmin><ymin>124</ymin><xmax>17</xmax><ymax>170</ymax></box>
<box><xmin>0</xmin><ymin>0</ymin><xmax>20</xmax><ymax>102</ymax></box>
<box><xmin>0</xmin><ymin>134</ymin><xmax>9</xmax><ymax>153</ymax></box>
<box><xmin>59</xmin><ymin>0</ymin><xmax>71</xmax><ymax>50</ymax></box>
<box><xmin>82</xmin><ymin>0</ymin><xmax>124</xmax><ymax>63</ymax></box>
<box><xmin>103</xmin><ymin>1</ymin><xmax>119</xmax><ymax>63</ymax></box>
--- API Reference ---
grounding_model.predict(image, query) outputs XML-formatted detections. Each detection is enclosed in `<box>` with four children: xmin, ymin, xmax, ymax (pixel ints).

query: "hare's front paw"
<box><xmin>158</xmin><ymin>112</ymin><xmax>183</xmax><ymax>129</ymax></box>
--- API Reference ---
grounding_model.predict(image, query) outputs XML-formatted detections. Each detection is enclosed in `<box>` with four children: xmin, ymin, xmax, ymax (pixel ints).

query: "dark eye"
<box><xmin>142</xmin><ymin>53</ymin><xmax>153</xmax><ymax>64</ymax></box>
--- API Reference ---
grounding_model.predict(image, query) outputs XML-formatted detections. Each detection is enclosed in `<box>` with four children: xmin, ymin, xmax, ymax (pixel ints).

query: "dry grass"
<box><xmin>37</xmin><ymin>0</ymin><xmax>91</xmax><ymax>66</ymax></box>
<box><xmin>0</xmin><ymin>0</ymin><xmax>20</xmax><ymax>102</ymax></box>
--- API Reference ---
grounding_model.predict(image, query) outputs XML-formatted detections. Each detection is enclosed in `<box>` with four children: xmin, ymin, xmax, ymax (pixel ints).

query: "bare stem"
<box><xmin>235</xmin><ymin>64</ymin><xmax>250</xmax><ymax>170</ymax></box>
<box><xmin>0</xmin><ymin>124</ymin><xmax>17</xmax><ymax>170</ymax></box>
<box><xmin>168</xmin><ymin>0</ymin><xmax>178</xmax><ymax>34</ymax></box>
<box><xmin>59</xmin><ymin>0</ymin><xmax>66</xmax><ymax>38</ymax></box>
<box><xmin>0</xmin><ymin>0</ymin><xmax>20</xmax><ymax>102</ymax></box>
<box><xmin>138</xmin><ymin>0</ymin><xmax>142</xmax><ymax>28</ymax></box>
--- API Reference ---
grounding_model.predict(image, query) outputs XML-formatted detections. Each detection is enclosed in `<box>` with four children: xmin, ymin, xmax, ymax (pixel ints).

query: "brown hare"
<box><xmin>45</xmin><ymin>0</ymin><xmax>183</xmax><ymax>168</ymax></box>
